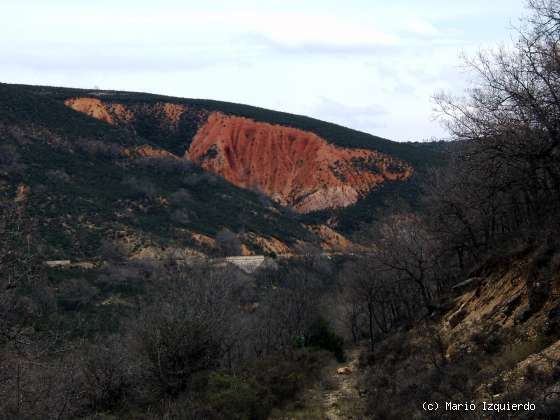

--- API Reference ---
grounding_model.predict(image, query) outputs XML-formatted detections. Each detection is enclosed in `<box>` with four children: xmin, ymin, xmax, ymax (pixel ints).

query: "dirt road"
<box><xmin>269</xmin><ymin>348</ymin><xmax>366</xmax><ymax>419</ymax></box>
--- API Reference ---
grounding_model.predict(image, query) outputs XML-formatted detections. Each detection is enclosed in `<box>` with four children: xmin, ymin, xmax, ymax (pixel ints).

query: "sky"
<box><xmin>1</xmin><ymin>0</ymin><xmax>528</xmax><ymax>141</ymax></box>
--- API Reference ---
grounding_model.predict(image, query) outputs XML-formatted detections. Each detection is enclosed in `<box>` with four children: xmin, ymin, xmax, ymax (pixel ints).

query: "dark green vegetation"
<box><xmin>0</xmin><ymin>201</ymin><xmax>345</xmax><ymax>419</ymax></box>
<box><xmin>0</xmin><ymin>83</ymin><xmax>316</xmax><ymax>259</ymax></box>
<box><xmin>3</xmin><ymin>82</ymin><xmax>447</xmax><ymax>233</ymax></box>
<box><xmin>10</xmin><ymin>83</ymin><xmax>445</xmax><ymax>168</ymax></box>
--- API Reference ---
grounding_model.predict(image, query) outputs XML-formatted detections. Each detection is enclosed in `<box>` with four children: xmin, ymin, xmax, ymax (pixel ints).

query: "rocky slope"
<box><xmin>188</xmin><ymin>112</ymin><xmax>412</xmax><ymax>212</ymax></box>
<box><xmin>1</xmin><ymin>83</ymin><xmax>445</xmax><ymax>259</ymax></box>
<box><xmin>65</xmin><ymin>97</ymin><xmax>413</xmax><ymax>213</ymax></box>
<box><xmin>0</xmin><ymin>84</ymin><xmax>319</xmax><ymax>260</ymax></box>
<box><xmin>358</xmin><ymin>242</ymin><xmax>560</xmax><ymax>418</ymax></box>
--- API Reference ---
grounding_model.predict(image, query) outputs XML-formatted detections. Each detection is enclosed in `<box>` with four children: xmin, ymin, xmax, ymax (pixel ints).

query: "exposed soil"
<box><xmin>65</xmin><ymin>98</ymin><xmax>412</xmax><ymax>213</ymax></box>
<box><xmin>268</xmin><ymin>348</ymin><xmax>366</xmax><ymax>420</ymax></box>
<box><xmin>189</xmin><ymin>112</ymin><xmax>412</xmax><ymax>213</ymax></box>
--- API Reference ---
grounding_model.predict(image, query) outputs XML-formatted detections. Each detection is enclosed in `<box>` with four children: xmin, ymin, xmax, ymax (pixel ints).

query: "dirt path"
<box><xmin>269</xmin><ymin>348</ymin><xmax>366</xmax><ymax>419</ymax></box>
<box><xmin>323</xmin><ymin>348</ymin><xmax>365</xmax><ymax>420</ymax></box>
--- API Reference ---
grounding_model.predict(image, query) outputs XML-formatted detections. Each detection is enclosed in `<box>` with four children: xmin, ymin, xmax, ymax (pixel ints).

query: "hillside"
<box><xmin>0</xmin><ymin>83</ymin><xmax>319</xmax><ymax>259</ymax></box>
<box><xmin>13</xmin><ymin>83</ymin><xmax>443</xmax><ymax>166</ymax></box>
<box><xmin>62</xmin><ymin>97</ymin><xmax>413</xmax><ymax>213</ymax></box>
<box><xmin>13</xmin><ymin>84</ymin><xmax>444</xmax><ymax>216</ymax></box>
<box><xmin>357</xmin><ymin>241</ymin><xmax>560</xmax><ymax>418</ymax></box>
<box><xmin>0</xmin><ymin>83</ymin><xmax>445</xmax><ymax>257</ymax></box>
<box><xmin>277</xmin><ymin>242</ymin><xmax>560</xmax><ymax>419</ymax></box>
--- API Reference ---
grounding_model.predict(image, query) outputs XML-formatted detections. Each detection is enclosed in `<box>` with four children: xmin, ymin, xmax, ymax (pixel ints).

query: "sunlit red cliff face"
<box><xmin>65</xmin><ymin>97</ymin><xmax>413</xmax><ymax>213</ymax></box>
<box><xmin>64</xmin><ymin>97</ymin><xmax>196</xmax><ymax>128</ymax></box>
<box><xmin>188</xmin><ymin>113</ymin><xmax>412</xmax><ymax>212</ymax></box>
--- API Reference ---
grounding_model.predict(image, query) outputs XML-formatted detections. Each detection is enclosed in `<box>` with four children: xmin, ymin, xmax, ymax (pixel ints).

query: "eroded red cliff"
<box><xmin>188</xmin><ymin>113</ymin><xmax>412</xmax><ymax>212</ymax></box>
<box><xmin>65</xmin><ymin>98</ymin><xmax>412</xmax><ymax>213</ymax></box>
<box><xmin>67</xmin><ymin>97</ymin><xmax>191</xmax><ymax>124</ymax></box>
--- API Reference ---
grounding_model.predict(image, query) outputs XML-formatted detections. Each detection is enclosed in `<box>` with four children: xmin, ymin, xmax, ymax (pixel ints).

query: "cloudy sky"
<box><xmin>1</xmin><ymin>0</ymin><xmax>527</xmax><ymax>141</ymax></box>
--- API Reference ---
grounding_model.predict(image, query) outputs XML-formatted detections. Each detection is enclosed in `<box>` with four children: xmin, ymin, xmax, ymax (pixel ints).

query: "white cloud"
<box><xmin>309</xmin><ymin>97</ymin><xmax>388</xmax><ymax>133</ymax></box>
<box><xmin>0</xmin><ymin>0</ymin><xmax>528</xmax><ymax>141</ymax></box>
<box><xmin>401</xmin><ymin>19</ymin><xmax>440</xmax><ymax>36</ymax></box>
<box><xmin>244</xmin><ymin>13</ymin><xmax>398</xmax><ymax>47</ymax></box>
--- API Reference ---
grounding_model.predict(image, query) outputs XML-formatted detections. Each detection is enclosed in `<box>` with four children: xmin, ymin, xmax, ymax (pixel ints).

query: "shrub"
<box><xmin>99</xmin><ymin>239</ymin><xmax>127</xmax><ymax>262</ymax></box>
<box><xmin>469</xmin><ymin>329</ymin><xmax>504</xmax><ymax>355</ymax></box>
<box><xmin>170</xmin><ymin>209</ymin><xmax>191</xmax><ymax>225</ymax></box>
<box><xmin>122</xmin><ymin>175</ymin><xmax>157</xmax><ymax>199</ymax></box>
<box><xmin>216</xmin><ymin>228</ymin><xmax>242</xmax><ymax>256</ymax></box>
<box><xmin>183</xmin><ymin>172</ymin><xmax>218</xmax><ymax>187</ymax></box>
<box><xmin>94</xmin><ymin>261</ymin><xmax>149</xmax><ymax>296</ymax></box>
<box><xmin>136</xmin><ymin>312</ymin><xmax>221</xmax><ymax>397</ymax></box>
<box><xmin>248</xmin><ymin>350</ymin><xmax>328</xmax><ymax>408</ymax></box>
<box><xmin>75</xmin><ymin>138</ymin><xmax>123</xmax><ymax>158</ymax></box>
<box><xmin>169</xmin><ymin>188</ymin><xmax>192</xmax><ymax>206</ymax></box>
<box><xmin>305</xmin><ymin>318</ymin><xmax>345</xmax><ymax>362</ymax></box>
<box><xmin>204</xmin><ymin>373</ymin><xmax>261</xmax><ymax>420</ymax></box>
<box><xmin>80</xmin><ymin>336</ymin><xmax>135</xmax><ymax>411</ymax></box>
<box><xmin>0</xmin><ymin>143</ymin><xmax>25</xmax><ymax>176</ymax></box>
<box><xmin>46</xmin><ymin>169</ymin><xmax>71</xmax><ymax>183</ymax></box>
<box><xmin>134</xmin><ymin>157</ymin><xmax>194</xmax><ymax>174</ymax></box>
<box><xmin>57</xmin><ymin>278</ymin><xmax>99</xmax><ymax>311</ymax></box>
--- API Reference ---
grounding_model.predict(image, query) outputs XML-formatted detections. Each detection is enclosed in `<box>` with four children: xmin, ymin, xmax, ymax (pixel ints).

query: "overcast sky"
<box><xmin>1</xmin><ymin>0</ymin><xmax>527</xmax><ymax>141</ymax></box>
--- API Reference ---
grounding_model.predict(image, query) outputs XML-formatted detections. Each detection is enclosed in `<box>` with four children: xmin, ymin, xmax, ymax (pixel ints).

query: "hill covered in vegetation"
<box><xmin>0</xmin><ymin>83</ymin><xmax>324</xmax><ymax>260</ymax></box>
<box><xmin>1</xmin><ymin>83</ymin><xmax>446</xmax><ymax>252</ymax></box>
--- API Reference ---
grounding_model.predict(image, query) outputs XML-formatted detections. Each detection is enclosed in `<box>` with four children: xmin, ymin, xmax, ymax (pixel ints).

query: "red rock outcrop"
<box><xmin>188</xmin><ymin>113</ymin><xmax>412</xmax><ymax>212</ymax></box>
<box><xmin>245</xmin><ymin>233</ymin><xmax>293</xmax><ymax>255</ymax></box>
<box><xmin>65</xmin><ymin>98</ymin><xmax>119</xmax><ymax>124</ymax></box>
<box><xmin>306</xmin><ymin>224</ymin><xmax>359</xmax><ymax>251</ymax></box>
<box><xmin>64</xmin><ymin>97</ymin><xmax>197</xmax><ymax>130</ymax></box>
<box><xmin>122</xmin><ymin>145</ymin><xmax>178</xmax><ymax>159</ymax></box>
<box><xmin>66</xmin><ymin>98</ymin><xmax>413</xmax><ymax>213</ymax></box>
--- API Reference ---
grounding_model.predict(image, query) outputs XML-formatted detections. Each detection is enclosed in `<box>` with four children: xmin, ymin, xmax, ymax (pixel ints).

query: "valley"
<box><xmin>2</xmin><ymin>2</ymin><xmax>560</xmax><ymax>416</ymax></box>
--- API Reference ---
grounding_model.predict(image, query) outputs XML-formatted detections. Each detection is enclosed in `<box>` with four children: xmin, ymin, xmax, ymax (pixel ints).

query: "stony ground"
<box><xmin>269</xmin><ymin>348</ymin><xmax>366</xmax><ymax>420</ymax></box>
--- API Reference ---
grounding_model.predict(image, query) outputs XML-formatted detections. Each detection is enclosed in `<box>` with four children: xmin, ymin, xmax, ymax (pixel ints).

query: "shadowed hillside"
<box><xmin>2</xmin><ymin>83</ymin><xmax>446</xmax><ymax>232</ymax></box>
<box><xmin>0</xmin><ymin>83</ymin><xmax>321</xmax><ymax>259</ymax></box>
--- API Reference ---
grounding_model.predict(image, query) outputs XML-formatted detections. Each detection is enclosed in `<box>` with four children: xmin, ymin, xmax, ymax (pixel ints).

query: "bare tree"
<box><xmin>339</xmin><ymin>259</ymin><xmax>402</xmax><ymax>351</ymax></box>
<box><xmin>336</xmin><ymin>287</ymin><xmax>363</xmax><ymax>344</ymax></box>
<box><xmin>216</xmin><ymin>228</ymin><xmax>243</xmax><ymax>256</ymax></box>
<box><xmin>373</xmin><ymin>215</ymin><xmax>438</xmax><ymax>313</ymax></box>
<box><xmin>251</xmin><ymin>267</ymin><xmax>322</xmax><ymax>357</ymax></box>
<box><xmin>132</xmin><ymin>266</ymin><xmax>240</xmax><ymax>396</ymax></box>
<box><xmin>434</xmin><ymin>0</ymin><xmax>560</xmax><ymax>236</ymax></box>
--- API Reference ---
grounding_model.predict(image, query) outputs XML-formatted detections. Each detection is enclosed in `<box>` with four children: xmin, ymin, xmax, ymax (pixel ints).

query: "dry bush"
<box><xmin>121</xmin><ymin>175</ymin><xmax>157</xmax><ymax>199</ymax></box>
<box><xmin>168</xmin><ymin>188</ymin><xmax>192</xmax><ymax>206</ymax></box>
<box><xmin>79</xmin><ymin>336</ymin><xmax>137</xmax><ymax>411</ymax></box>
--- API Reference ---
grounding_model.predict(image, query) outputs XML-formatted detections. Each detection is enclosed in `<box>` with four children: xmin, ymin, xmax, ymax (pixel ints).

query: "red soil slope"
<box><xmin>64</xmin><ymin>97</ymin><xmax>192</xmax><ymax>129</ymax></box>
<box><xmin>65</xmin><ymin>98</ymin><xmax>412</xmax><ymax>213</ymax></box>
<box><xmin>188</xmin><ymin>113</ymin><xmax>412</xmax><ymax>212</ymax></box>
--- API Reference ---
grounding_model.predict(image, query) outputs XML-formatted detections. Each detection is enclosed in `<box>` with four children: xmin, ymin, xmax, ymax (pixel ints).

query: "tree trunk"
<box><xmin>367</xmin><ymin>301</ymin><xmax>375</xmax><ymax>352</ymax></box>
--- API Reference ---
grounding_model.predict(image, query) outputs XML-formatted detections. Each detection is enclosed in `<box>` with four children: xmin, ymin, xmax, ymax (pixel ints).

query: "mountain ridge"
<box><xmin>0</xmin><ymin>82</ymin><xmax>446</xmax><ymax>259</ymax></box>
<box><xmin>61</xmin><ymin>93</ymin><xmax>416</xmax><ymax>213</ymax></box>
<box><xmin>6</xmin><ymin>83</ymin><xmax>445</xmax><ymax>167</ymax></box>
